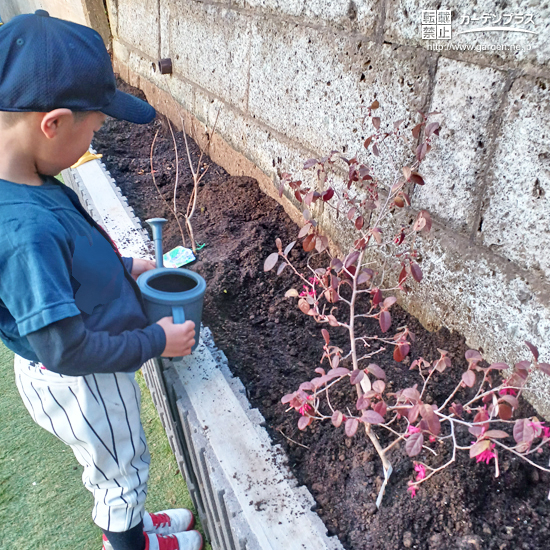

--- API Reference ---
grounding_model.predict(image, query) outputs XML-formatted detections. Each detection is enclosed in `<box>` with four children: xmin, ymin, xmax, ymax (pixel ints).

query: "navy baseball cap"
<box><xmin>0</xmin><ymin>10</ymin><xmax>155</xmax><ymax>124</ymax></box>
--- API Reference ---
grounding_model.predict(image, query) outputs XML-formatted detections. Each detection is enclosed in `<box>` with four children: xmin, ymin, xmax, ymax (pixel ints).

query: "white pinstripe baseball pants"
<box><xmin>14</xmin><ymin>354</ymin><xmax>150</xmax><ymax>532</ymax></box>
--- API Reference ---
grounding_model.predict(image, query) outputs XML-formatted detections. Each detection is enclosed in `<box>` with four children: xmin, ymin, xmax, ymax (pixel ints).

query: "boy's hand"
<box><xmin>130</xmin><ymin>258</ymin><xmax>157</xmax><ymax>281</ymax></box>
<box><xmin>156</xmin><ymin>317</ymin><xmax>196</xmax><ymax>357</ymax></box>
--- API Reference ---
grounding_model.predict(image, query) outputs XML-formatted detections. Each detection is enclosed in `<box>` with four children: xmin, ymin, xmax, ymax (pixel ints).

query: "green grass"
<box><xmin>0</xmin><ymin>344</ymin><xmax>209</xmax><ymax>549</ymax></box>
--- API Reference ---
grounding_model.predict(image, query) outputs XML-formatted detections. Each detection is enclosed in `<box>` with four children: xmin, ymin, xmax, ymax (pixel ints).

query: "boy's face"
<box><xmin>0</xmin><ymin>109</ymin><xmax>107</xmax><ymax>185</ymax></box>
<box><xmin>38</xmin><ymin>111</ymin><xmax>107</xmax><ymax>175</ymax></box>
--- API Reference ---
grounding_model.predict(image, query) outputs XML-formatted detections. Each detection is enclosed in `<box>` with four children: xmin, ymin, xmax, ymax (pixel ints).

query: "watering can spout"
<box><xmin>146</xmin><ymin>218</ymin><xmax>167</xmax><ymax>268</ymax></box>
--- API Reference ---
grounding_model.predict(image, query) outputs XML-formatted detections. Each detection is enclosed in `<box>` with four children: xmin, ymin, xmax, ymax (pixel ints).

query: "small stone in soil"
<box><xmin>365</xmin><ymin>503</ymin><xmax>377</xmax><ymax>515</ymax></box>
<box><xmin>403</xmin><ymin>531</ymin><xmax>413</xmax><ymax>548</ymax></box>
<box><xmin>428</xmin><ymin>533</ymin><xmax>443</xmax><ymax>549</ymax></box>
<box><xmin>455</xmin><ymin>534</ymin><xmax>483</xmax><ymax>550</ymax></box>
<box><xmin>364</xmin><ymin>462</ymin><xmax>375</xmax><ymax>476</ymax></box>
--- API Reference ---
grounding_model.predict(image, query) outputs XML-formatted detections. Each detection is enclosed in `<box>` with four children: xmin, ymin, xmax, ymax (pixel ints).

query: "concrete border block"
<box><xmin>167</xmin><ymin>365</ymin><xmax>254</xmax><ymax>549</ymax></box>
<box><xmin>168</xmin><ymin>337</ymin><xmax>345</xmax><ymax>550</ymax></box>
<box><xmin>62</xmin><ymin>167</ymin><xmax>101</xmax><ymax>224</ymax></box>
<box><xmin>200</xmin><ymin>327</ymin><xmax>268</xmax><ymax>428</ymax></box>
<box><xmin>63</xmin><ymin>148</ymin><xmax>153</xmax><ymax>258</ymax></box>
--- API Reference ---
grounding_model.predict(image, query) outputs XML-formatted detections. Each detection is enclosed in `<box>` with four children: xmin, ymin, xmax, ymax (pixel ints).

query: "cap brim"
<box><xmin>100</xmin><ymin>89</ymin><xmax>156</xmax><ymax>124</ymax></box>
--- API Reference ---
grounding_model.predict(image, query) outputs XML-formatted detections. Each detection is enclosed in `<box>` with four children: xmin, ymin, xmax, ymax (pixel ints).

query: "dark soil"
<box><xmin>92</xmin><ymin>79</ymin><xmax>550</xmax><ymax>550</ymax></box>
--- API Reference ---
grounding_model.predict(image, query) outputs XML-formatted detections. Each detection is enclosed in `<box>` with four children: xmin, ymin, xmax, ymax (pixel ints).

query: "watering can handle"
<box><xmin>172</xmin><ymin>306</ymin><xmax>186</xmax><ymax>324</ymax></box>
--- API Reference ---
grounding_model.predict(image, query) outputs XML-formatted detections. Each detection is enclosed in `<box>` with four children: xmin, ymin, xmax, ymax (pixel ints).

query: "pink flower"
<box><xmin>414</xmin><ymin>463</ymin><xmax>426</xmax><ymax>481</ymax></box>
<box><xmin>299</xmin><ymin>285</ymin><xmax>316</xmax><ymax>298</ymax></box>
<box><xmin>529</xmin><ymin>422</ymin><xmax>550</xmax><ymax>440</ymax></box>
<box><xmin>407</xmin><ymin>482</ymin><xmax>417</xmax><ymax>498</ymax></box>
<box><xmin>299</xmin><ymin>404</ymin><xmax>312</xmax><ymax>416</ymax></box>
<box><xmin>499</xmin><ymin>387</ymin><xmax>518</xmax><ymax>396</ymax></box>
<box><xmin>429</xmin><ymin>435</ymin><xmax>436</xmax><ymax>443</ymax></box>
<box><xmin>405</xmin><ymin>425</ymin><xmax>421</xmax><ymax>438</ymax></box>
<box><xmin>475</xmin><ymin>443</ymin><xmax>496</xmax><ymax>465</ymax></box>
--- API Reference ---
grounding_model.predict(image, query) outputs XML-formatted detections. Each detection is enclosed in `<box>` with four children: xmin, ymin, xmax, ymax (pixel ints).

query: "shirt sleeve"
<box><xmin>26</xmin><ymin>314</ymin><xmax>167</xmax><ymax>375</ymax></box>
<box><xmin>0</xmin><ymin>212</ymin><xmax>81</xmax><ymax>336</ymax></box>
<box><xmin>121</xmin><ymin>257</ymin><xmax>134</xmax><ymax>274</ymax></box>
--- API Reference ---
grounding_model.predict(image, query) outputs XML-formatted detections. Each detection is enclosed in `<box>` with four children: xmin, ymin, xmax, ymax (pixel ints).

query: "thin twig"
<box><xmin>150</xmin><ymin>127</ymin><xmax>186</xmax><ymax>247</ymax></box>
<box><xmin>179</xmin><ymin>108</ymin><xmax>221</xmax><ymax>253</ymax></box>
<box><xmin>491</xmin><ymin>439</ymin><xmax>550</xmax><ymax>473</ymax></box>
<box><xmin>414</xmin><ymin>421</ymin><xmax>457</xmax><ymax>487</ymax></box>
<box><xmin>167</xmin><ymin>119</ymin><xmax>180</xmax><ymax>222</ymax></box>
<box><xmin>277</xmin><ymin>428</ymin><xmax>310</xmax><ymax>449</ymax></box>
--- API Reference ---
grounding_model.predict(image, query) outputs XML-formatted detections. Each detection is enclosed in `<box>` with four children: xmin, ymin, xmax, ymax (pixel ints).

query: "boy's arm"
<box><xmin>26</xmin><ymin>314</ymin><xmax>166</xmax><ymax>376</ymax></box>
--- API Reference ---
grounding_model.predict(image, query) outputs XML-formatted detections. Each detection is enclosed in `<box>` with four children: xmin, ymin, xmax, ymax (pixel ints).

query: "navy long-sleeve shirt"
<box><xmin>0</xmin><ymin>175</ymin><xmax>166</xmax><ymax>375</ymax></box>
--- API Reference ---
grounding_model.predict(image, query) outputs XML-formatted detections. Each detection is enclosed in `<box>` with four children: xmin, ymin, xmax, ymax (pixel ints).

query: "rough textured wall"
<box><xmin>2</xmin><ymin>0</ymin><xmax>86</xmax><ymax>23</ymax></box>
<box><xmin>3</xmin><ymin>0</ymin><xmax>110</xmax><ymax>47</ymax></box>
<box><xmin>112</xmin><ymin>1</ymin><xmax>550</xmax><ymax>415</ymax></box>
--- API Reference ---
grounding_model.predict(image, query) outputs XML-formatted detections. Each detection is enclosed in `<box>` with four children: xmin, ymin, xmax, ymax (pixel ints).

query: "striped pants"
<box><xmin>14</xmin><ymin>354</ymin><xmax>150</xmax><ymax>532</ymax></box>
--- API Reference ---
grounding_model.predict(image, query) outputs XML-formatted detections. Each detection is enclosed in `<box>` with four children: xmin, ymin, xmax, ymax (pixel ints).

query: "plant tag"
<box><xmin>163</xmin><ymin>246</ymin><xmax>196</xmax><ymax>268</ymax></box>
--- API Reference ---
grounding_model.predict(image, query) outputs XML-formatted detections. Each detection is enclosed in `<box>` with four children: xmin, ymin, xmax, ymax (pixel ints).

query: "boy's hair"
<box><xmin>0</xmin><ymin>110</ymin><xmax>90</xmax><ymax>129</ymax></box>
<box><xmin>0</xmin><ymin>111</ymin><xmax>28</xmax><ymax>129</ymax></box>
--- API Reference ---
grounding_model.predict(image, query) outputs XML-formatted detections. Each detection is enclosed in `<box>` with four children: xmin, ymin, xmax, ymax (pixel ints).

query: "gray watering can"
<box><xmin>137</xmin><ymin>218</ymin><xmax>206</xmax><ymax>358</ymax></box>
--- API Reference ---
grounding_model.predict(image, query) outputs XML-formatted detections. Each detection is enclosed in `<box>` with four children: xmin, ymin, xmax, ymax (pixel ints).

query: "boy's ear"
<box><xmin>40</xmin><ymin>109</ymin><xmax>74</xmax><ymax>139</ymax></box>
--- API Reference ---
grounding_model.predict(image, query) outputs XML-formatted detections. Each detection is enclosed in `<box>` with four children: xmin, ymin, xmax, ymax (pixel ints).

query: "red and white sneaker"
<box><xmin>143</xmin><ymin>509</ymin><xmax>195</xmax><ymax>535</ymax></box>
<box><xmin>145</xmin><ymin>531</ymin><xmax>203</xmax><ymax>550</ymax></box>
<box><xmin>102</xmin><ymin>531</ymin><xmax>203</xmax><ymax>550</ymax></box>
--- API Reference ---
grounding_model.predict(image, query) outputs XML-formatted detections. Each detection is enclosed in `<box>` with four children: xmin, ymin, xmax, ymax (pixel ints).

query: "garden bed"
<box><xmin>92</xmin><ymin>79</ymin><xmax>550</xmax><ymax>550</ymax></box>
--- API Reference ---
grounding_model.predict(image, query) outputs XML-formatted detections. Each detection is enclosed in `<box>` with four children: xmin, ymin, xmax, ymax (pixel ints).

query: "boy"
<box><xmin>0</xmin><ymin>11</ymin><xmax>203</xmax><ymax>550</ymax></box>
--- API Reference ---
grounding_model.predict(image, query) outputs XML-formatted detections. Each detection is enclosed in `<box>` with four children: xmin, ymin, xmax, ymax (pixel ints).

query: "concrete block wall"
<box><xmin>2</xmin><ymin>0</ymin><xmax>86</xmax><ymax>24</ymax></box>
<box><xmin>104</xmin><ymin>0</ymin><xmax>550</xmax><ymax>417</ymax></box>
<box><xmin>2</xmin><ymin>0</ymin><xmax>111</xmax><ymax>48</ymax></box>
